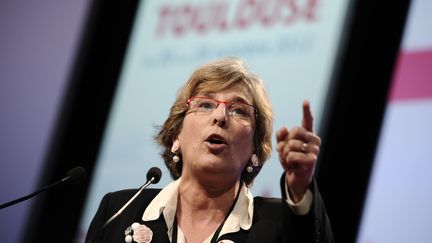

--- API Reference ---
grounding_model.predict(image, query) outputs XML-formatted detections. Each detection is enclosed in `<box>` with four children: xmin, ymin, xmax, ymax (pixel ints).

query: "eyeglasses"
<box><xmin>187</xmin><ymin>96</ymin><xmax>256</xmax><ymax>121</ymax></box>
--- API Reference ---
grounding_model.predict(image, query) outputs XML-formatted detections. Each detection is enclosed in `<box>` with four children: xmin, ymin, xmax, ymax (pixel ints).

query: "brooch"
<box><xmin>125</xmin><ymin>222</ymin><xmax>153</xmax><ymax>243</ymax></box>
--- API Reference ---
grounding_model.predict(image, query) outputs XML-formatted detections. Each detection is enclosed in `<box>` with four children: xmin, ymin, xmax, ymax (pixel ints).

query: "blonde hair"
<box><xmin>155</xmin><ymin>57</ymin><xmax>273</xmax><ymax>185</ymax></box>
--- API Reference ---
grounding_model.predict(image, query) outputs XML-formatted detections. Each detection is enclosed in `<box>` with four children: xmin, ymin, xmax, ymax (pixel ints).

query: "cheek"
<box><xmin>178</xmin><ymin>116</ymin><xmax>202</xmax><ymax>148</ymax></box>
<box><xmin>234</xmin><ymin>126</ymin><xmax>255</xmax><ymax>154</ymax></box>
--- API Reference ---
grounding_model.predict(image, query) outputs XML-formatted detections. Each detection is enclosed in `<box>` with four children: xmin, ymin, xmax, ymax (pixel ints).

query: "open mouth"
<box><xmin>206</xmin><ymin>134</ymin><xmax>227</xmax><ymax>145</ymax></box>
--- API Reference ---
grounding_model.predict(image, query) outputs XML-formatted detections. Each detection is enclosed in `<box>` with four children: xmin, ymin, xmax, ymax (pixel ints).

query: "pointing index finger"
<box><xmin>302</xmin><ymin>100</ymin><xmax>314</xmax><ymax>132</ymax></box>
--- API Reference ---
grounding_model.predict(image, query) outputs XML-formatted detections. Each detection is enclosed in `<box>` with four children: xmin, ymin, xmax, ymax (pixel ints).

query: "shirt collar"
<box><xmin>142</xmin><ymin>178</ymin><xmax>254</xmax><ymax>240</ymax></box>
<box><xmin>143</xmin><ymin>178</ymin><xmax>180</xmax><ymax>241</ymax></box>
<box><xmin>219</xmin><ymin>182</ymin><xmax>254</xmax><ymax>236</ymax></box>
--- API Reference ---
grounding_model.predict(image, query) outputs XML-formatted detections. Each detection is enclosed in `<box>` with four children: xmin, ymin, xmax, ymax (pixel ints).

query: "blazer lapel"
<box><xmin>140</xmin><ymin>216</ymin><xmax>170</xmax><ymax>243</ymax></box>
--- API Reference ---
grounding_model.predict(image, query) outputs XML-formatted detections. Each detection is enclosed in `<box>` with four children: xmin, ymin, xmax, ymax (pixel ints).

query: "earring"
<box><xmin>246</xmin><ymin>154</ymin><xmax>259</xmax><ymax>173</ymax></box>
<box><xmin>172</xmin><ymin>154</ymin><xmax>180</xmax><ymax>163</ymax></box>
<box><xmin>171</xmin><ymin>140</ymin><xmax>180</xmax><ymax>163</ymax></box>
<box><xmin>246</xmin><ymin>165</ymin><xmax>253</xmax><ymax>173</ymax></box>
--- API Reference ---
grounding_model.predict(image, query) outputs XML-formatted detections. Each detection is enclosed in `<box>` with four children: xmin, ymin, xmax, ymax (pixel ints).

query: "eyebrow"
<box><xmin>200</xmin><ymin>93</ymin><xmax>252</xmax><ymax>105</ymax></box>
<box><xmin>230</xmin><ymin>96</ymin><xmax>252</xmax><ymax>105</ymax></box>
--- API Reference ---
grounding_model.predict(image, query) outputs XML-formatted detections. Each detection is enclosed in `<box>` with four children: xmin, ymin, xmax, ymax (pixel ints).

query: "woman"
<box><xmin>86</xmin><ymin>57</ymin><xmax>334</xmax><ymax>243</ymax></box>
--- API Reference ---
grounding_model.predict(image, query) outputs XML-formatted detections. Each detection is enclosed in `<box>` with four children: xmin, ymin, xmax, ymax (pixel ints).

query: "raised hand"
<box><xmin>276</xmin><ymin>100</ymin><xmax>321</xmax><ymax>203</ymax></box>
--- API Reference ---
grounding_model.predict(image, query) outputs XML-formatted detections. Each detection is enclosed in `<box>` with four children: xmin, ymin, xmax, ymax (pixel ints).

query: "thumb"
<box><xmin>276</xmin><ymin>126</ymin><xmax>289</xmax><ymax>143</ymax></box>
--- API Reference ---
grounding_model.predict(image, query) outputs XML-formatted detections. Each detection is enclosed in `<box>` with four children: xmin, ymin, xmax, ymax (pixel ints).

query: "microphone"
<box><xmin>146</xmin><ymin>166</ymin><xmax>162</xmax><ymax>184</ymax></box>
<box><xmin>0</xmin><ymin>166</ymin><xmax>87</xmax><ymax>210</ymax></box>
<box><xmin>102</xmin><ymin>167</ymin><xmax>162</xmax><ymax>228</ymax></box>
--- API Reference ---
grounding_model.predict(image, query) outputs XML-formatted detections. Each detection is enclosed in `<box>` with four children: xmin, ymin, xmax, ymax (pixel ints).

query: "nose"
<box><xmin>212</xmin><ymin>103</ymin><xmax>228</xmax><ymax>128</ymax></box>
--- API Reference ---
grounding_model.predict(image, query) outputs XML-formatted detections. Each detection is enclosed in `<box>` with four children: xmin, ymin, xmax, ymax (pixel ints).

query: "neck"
<box><xmin>178</xmin><ymin>175</ymin><xmax>239</xmax><ymax>214</ymax></box>
<box><xmin>175</xmin><ymin>175</ymin><xmax>240</xmax><ymax>242</ymax></box>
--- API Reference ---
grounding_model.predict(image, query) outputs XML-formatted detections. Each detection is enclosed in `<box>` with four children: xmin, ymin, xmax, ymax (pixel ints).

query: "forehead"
<box><xmin>194</xmin><ymin>76</ymin><xmax>250</xmax><ymax>93</ymax></box>
<box><xmin>196</xmin><ymin>85</ymin><xmax>252</xmax><ymax>103</ymax></box>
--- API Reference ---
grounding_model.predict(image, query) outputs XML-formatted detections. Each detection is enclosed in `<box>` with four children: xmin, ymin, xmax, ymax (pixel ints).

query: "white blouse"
<box><xmin>142</xmin><ymin>178</ymin><xmax>312</xmax><ymax>243</ymax></box>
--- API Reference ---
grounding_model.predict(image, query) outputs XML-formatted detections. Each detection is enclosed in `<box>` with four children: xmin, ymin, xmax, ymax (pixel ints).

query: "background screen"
<box><xmin>77</xmin><ymin>0</ymin><xmax>351</xmax><ymax>240</ymax></box>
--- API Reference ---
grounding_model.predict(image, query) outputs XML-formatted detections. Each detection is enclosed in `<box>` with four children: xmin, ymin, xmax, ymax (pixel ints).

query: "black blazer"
<box><xmin>86</xmin><ymin>176</ymin><xmax>334</xmax><ymax>243</ymax></box>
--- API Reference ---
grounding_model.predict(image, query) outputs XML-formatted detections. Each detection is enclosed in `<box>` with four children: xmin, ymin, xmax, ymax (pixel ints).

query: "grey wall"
<box><xmin>0</xmin><ymin>1</ymin><xmax>89</xmax><ymax>242</ymax></box>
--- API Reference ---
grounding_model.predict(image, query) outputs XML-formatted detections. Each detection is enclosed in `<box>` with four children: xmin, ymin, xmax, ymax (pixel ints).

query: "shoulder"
<box><xmin>104</xmin><ymin>188</ymin><xmax>161</xmax><ymax>200</ymax></box>
<box><xmin>253</xmin><ymin>196</ymin><xmax>285</xmax><ymax>220</ymax></box>
<box><xmin>253</xmin><ymin>196</ymin><xmax>282</xmax><ymax>206</ymax></box>
<box><xmin>101</xmin><ymin>188</ymin><xmax>162</xmax><ymax>212</ymax></box>
<box><xmin>252</xmin><ymin>195</ymin><xmax>311</xmax><ymax>220</ymax></box>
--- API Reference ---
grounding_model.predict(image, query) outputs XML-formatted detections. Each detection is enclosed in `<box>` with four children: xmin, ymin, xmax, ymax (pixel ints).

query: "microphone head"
<box><xmin>66</xmin><ymin>166</ymin><xmax>87</xmax><ymax>184</ymax></box>
<box><xmin>146</xmin><ymin>167</ymin><xmax>162</xmax><ymax>184</ymax></box>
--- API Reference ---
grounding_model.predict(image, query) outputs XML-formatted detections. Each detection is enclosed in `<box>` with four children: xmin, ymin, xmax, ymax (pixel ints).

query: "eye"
<box><xmin>228</xmin><ymin>103</ymin><xmax>250</xmax><ymax>117</ymax></box>
<box><xmin>195</xmin><ymin>99</ymin><xmax>216</xmax><ymax>110</ymax></box>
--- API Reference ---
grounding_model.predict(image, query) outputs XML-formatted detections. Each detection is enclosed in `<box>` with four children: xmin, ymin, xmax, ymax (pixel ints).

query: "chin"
<box><xmin>194</xmin><ymin>160</ymin><xmax>223</xmax><ymax>173</ymax></box>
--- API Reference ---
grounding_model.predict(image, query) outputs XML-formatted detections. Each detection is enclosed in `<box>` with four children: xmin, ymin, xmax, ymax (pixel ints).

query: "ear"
<box><xmin>171</xmin><ymin>139</ymin><xmax>180</xmax><ymax>153</ymax></box>
<box><xmin>251</xmin><ymin>154</ymin><xmax>259</xmax><ymax>167</ymax></box>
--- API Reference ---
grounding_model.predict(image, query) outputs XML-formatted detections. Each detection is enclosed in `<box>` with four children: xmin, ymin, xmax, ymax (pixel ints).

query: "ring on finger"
<box><xmin>301</xmin><ymin>143</ymin><xmax>308</xmax><ymax>153</ymax></box>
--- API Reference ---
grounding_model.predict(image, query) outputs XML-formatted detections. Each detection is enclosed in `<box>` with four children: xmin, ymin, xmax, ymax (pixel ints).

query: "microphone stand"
<box><xmin>0</xmin><ymin>180</ymin><xmax>65</xmax><ymax>209</ymax></box>
<box><xmin>87</xmin><ymin>167</ymin><xmax>161</xmax><ymax>242</ymax></box>
<box><xmin>0</xmin><ymin>167</ymin><xmax>85</xmax><ymax>210</ymax></box>
<box><xmin>102</xmin><ymin>177</ymin><xmax>156</xmax><ymax>228</ymax></box>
